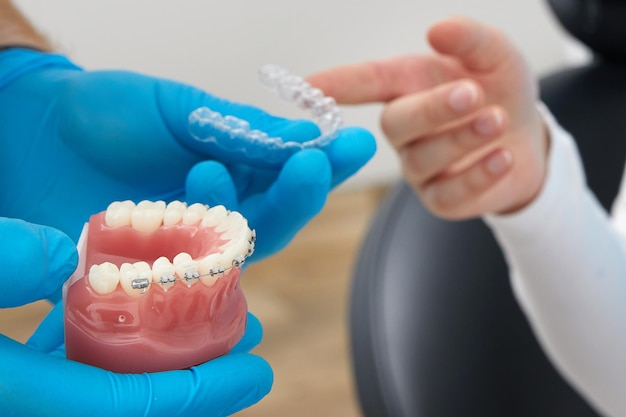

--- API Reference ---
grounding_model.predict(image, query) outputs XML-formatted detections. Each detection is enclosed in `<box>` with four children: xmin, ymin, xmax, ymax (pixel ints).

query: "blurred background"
<box><xmin>1</xmin><ymin>1</ymin><xmax>590</xmax><ymax>415</ymax></box>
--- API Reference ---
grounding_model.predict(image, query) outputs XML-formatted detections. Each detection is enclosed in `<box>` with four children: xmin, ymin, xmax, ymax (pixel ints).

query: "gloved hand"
<box><xmin>0</xmin><ymin>49</ymin><xmax>376</xmax><ymax>261</ymax></box>
<box><xmin>0</xmin><ymin>217</ymin><xmax>272</xmax><ymax>417</ymax></box>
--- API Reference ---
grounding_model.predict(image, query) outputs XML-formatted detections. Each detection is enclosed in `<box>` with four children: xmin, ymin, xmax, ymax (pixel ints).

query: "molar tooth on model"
<box><xmin>173</xmin><ymin>252</ymin><xmax>200</xmax><ymax>288</ymax></box>
<box><xmin>119</xmin><ymin>262</ymin><xmax>152</xmax><ymax>297</ymax></box>
<box><xmin>104</xmin><ymin>200</ymin><xmax>136</xmax><ymax>228</ymax></box>
<box><xmin>182</xmin><ymin>203</ymin><xmax>209</xmax><ymax>225</ymax></box>
<box><xmin>163</xmin><ymin>200</ymin><xmax>187</xmax><ymax>226</ymax></box>
<box><xmin>131</xmin><ymin>200</ymin><xmax>165</xmax><ymax>233</ymax></box>
<box><xmin>88</xmin><ymin>262</ymin><xmax>120</xmax><ymax>295</ymax></box>
<box><xmin>134</xmin><ymin>261</ymin><xmax>152</xmax><ymax>291</ymax></box>
<box><xmin>201</xmin><ymin>205</ymin><xmax>229</xmax><ymax>228</ymax></box>
<box><xmin>140</xmin><ymin>200</ymin><xmax>166</xmax><ymax>210</ymax></box>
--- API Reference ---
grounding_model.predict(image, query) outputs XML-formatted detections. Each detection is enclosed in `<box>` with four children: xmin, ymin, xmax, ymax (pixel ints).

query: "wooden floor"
<box><xmin>0</xmin><ymin>186</ymin><xmax>389</xmax><ymax>417</ymax></box>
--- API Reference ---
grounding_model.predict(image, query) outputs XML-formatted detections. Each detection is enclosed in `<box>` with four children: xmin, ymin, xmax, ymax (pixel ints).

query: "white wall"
<box><xmin>17</xmin><ymin>0</ymin><xmax>582</xmax><ymax>189</ymax></box>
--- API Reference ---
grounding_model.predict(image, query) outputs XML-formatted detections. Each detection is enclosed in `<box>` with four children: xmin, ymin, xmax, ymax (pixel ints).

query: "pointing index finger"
<box><xmin>306</xmin><ymin>55</ymin><xmax>460</xmax><ymax>105</ymax></box>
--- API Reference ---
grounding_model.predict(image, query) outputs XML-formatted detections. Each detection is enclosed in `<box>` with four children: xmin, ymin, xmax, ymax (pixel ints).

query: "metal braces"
<box><xmin>130</xmin><ymin>230</ymin><xmax>255</xmax><ymax>294</ymax></box>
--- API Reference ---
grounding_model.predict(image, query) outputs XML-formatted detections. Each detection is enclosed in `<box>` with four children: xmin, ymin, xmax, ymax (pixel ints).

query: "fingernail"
<box><xmin>474</xmin><ymin>109</ymin><xmax>504</xmax><ymax>136</ymax></box>
<box><xmin>448</xmin><ymin>82</ymin><xmax>478</xmax><ymax>113</ymax></box>
<box><xmin>485</xmin><ymin>150</ymin><xmax>512</xmax><ymax>174</ymax></box>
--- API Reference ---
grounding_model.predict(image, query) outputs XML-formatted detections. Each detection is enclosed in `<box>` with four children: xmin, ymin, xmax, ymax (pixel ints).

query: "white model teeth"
<box><xmin>182</xmin><ymin>203</ymin><xmax>208</xmax><ymax>225</ymax></box>
<box><xmin>120</xmin><ymin>261</ymin><xmax>152</xmax><ymax>297</ymax></box>
<box><xmin>201</xmin><ymin>205</ymin><xmax>229</xmax><ymax>228</ymax></box>
<box><xmin>95</xmin><ymin>200</ymin><xmax>256</xmax><ymax>295</ymax></box>
<box><xmin>89</xmin><ymin>262</ymin><xmax>120</xmax><ymax>295</ymax></box>
<box><xmin>104</xmin><ymin>200</ymin><xmax>135</xmax><ymax>228</ymax></box>
<box><xmin>106</xmin><ymin>200</ymin><xmax>233</xmax><ymax>232</ymax></box>
<box><xmin>216</xmin><ymin>212</ymin><xmax>254</xmax><ymax>261</ymax></box>
<box><xmin>131</xmin><ymin>200</ymin><xmax>165</xmax><ymax>233</ymax></box>
<box><xmin>152</xmin><ymin>256</ymin><xmax>177</xmax><ymax>291</ymax></box>
<box><xmin>198</xmin><ymin>253</ymin><xmax>227</xmax><ymax>287</ymax></box>
<box><xmin>215</xmin><ymin>211</ymin><xmax>245</xmax><ymax>236</ymax></box>
<box><xmin>173</xmin><ymin>252</ymin><xmax>200</xmax><ymax>287</ymax></box>
<box><xmin>163</xmin><ymin>200</ymin><xmax>187</xmax><ymax>226</ymax></box>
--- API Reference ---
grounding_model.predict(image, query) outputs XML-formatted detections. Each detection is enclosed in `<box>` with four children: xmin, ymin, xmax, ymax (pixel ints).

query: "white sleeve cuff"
<box><xmin>483</xmin><ymin>102</ymin><xmax>587</xmax><ymax>244</ymax></box>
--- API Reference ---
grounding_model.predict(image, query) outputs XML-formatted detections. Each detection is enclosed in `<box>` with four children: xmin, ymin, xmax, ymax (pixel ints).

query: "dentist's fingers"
<box><xmin>27</xmin><ymin>302</ymin><xmax>64</xmax><ymax>354</ymax></box>
<box><xmin>0</xmin><ymin>218</ymin><xmax>77</xmax><ymax>308</ymax></box>
<box><xmin>151</xmin><ymin>354</ymin><xmax>273</xmax><ymax>417</ymax></box>
<box><xmin>240</xmin><ymin>149</ymin><xmax>332</xmax><ymax>261</ymax></box>
<box><xmin>325</xmin><ymin>126</ymin><xmax>376</xmax><ymax>188</ymax></box>
<box><xmin>306</xmin><ymin>54</ymin><xmax>462</xmax><ymax>104</ymax></box>
<box><xmin>185</xmin><ymin>160</ymin><xmax>239</xmax><ymax>210</ymax></box>
<box><xmin>230</xmin><ymin>313</ymin><xmax>263</xmax><ymax>354</ymax></box>
<box><xmin>381</xmin><ymin>80</ymin><xmax>484</xmax><ymax>148</ymax></box>
<box><xmin>1</xmin><ymin>335</ymin><xmax>273</xmax><ymax>417</ymax></box>
<box><xmin>427</xmin><ymin>16</ymin><xmax>516</xmax><ymax>73</ymax></box>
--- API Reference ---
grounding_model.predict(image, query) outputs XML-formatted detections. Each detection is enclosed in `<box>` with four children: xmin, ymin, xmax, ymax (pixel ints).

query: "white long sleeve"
<box><xmin>484</xmin><ymin>106</ymin><xmax>626</xmax><ymax>417</ymax></box>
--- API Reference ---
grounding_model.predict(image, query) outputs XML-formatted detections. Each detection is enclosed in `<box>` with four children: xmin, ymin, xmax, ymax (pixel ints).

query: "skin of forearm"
<box><xmin>0</xmin><ymin>0</ymin><xmax>52</xmax><ymax>51</ymax></box>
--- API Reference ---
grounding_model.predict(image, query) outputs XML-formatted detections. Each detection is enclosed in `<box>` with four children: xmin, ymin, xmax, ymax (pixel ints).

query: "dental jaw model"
<box><xmin>63</xmin><ymin>200</ymin><xmax>255</xmax><ymax>373</ymax></box>
<box><xmin>188</xmin><ymin>64</ymin><xmax>343</xmax><ymax>168</ymax></box>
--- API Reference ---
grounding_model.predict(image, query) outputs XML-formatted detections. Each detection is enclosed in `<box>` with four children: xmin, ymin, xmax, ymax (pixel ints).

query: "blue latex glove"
<box><xmin>0</xmin><ymin>217</ymin><xmax>272</xmax><ymax>417</ymax></box>
<box><xmin>0</xmin><ymin>49</ymin><xmax>376</xmax><ymax>261</ymax></box>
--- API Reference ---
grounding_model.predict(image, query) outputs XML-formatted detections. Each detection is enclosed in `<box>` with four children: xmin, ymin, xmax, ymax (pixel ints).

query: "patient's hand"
<box><xmin>308</xmin><ymin>16</ymin><xmax>549</xmax><ymax>219</ymax></box>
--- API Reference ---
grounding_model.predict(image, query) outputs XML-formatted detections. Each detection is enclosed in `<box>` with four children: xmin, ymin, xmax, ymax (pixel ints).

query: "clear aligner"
<box><xmin>188</xmin><ymin>64</ymin><xmax>343</xmax><ymax>166</ymax></box>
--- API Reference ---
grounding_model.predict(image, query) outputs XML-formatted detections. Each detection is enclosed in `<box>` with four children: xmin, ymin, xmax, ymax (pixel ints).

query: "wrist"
<box><xmin>0</xmin><ymin>48</ymin><xmax>81</xmax><ymax>91</ymax></box>
<box><xmin>0</xmin><ymin>44</ymin><xmax>49</xmax><ymax>53</ymax></box>
<box><xmin>0</xmin><ymin>1</ymin><xmax>52</xmax><ymax>52</ymax></box>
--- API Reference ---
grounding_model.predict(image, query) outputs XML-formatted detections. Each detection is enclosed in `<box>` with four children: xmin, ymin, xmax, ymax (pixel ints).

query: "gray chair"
<box><xmin>349</xmin><ymin>1</ymin><xmax>626</xmax><ymax>415</ymax></box>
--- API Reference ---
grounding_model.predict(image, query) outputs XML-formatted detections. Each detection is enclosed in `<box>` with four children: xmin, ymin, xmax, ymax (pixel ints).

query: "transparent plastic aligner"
<box><xmin>188</xmin><ymin>64</ymin><xmax>343</xmax><ymax>166</ymax></box>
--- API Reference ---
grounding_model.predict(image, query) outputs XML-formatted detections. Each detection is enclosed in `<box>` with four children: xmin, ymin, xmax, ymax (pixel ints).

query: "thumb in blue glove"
<box><xmin>0</xmin><ymin>217</ymin><xmax>272</xmax><ymax>417</ymax></box>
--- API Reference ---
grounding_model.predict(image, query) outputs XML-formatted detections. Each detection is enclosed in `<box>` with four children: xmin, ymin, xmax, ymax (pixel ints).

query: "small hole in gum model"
<box><xmin>63</xmin><ymin>200</ymin><xmax>255</xmax><ymax>373</ymax></box>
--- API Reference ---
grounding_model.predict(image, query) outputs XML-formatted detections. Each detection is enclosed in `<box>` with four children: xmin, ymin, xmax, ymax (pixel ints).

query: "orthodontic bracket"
<box><xmin>129</xmin><ymin>230</ymin><xmax>255</xmax><ymax>292</ymax></box>
<box><xmin>132</xmin><ymin>278</ymin><xmax>151</xmax><ymax>294</ymax></box>
<box><xmin>130</xmin><ymin>264</ymin><xmax>242</xmax><ymax>292</ymax></box>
